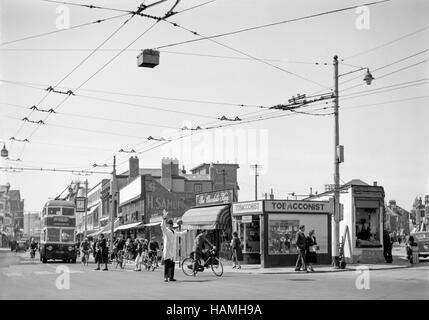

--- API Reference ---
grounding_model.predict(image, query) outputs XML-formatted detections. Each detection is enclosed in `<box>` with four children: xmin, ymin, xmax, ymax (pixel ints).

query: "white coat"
<box><xmin>160</xmin><ymin>218</ymin><xmax>188</xmax><ymax>261</ymax></box>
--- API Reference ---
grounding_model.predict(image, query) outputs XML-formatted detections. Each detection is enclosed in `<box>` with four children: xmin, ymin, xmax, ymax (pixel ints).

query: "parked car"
<box><xmin>15</xmin><ymin>240</ymin><xmax>27</xmax><ymax>252</ymax></box>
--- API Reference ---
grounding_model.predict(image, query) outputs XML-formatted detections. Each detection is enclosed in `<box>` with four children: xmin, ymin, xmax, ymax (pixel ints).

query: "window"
<box><xmin>268</xmin><ymin>219</ymin><xmax>299</xmax><ymax>254</ymax></box>
<box><xmin>356</xmin><ymin>208</ymin><xmax>381</xmax><ymax>247</ymax></box>
<box><xmin>47</xmin><ymin>228</ymin><xmax>60</xmax><ymax>242</ymax></box>
<box><xmin>62</xmin><ymin>208</ymin><xmax>74</xmax><ymax>216</ymax></box>
<box><xmin>194</xmin><ymin>183</ymin><xmax>202</xmax><ymax>193</ymax></box>
<box><xmin>61</xmin><ymin>229</ymin><xmax>74</xmax><ymax>243</ymax></box>
<box><xmin>238</xmin><ymin>217</ymin><xmax>260</xmax><ymax>253</ymax></box>
<box><xmin>48</xmin><ymin>207</ymin><xmax>61</xmax><ymax>215</ymax></box>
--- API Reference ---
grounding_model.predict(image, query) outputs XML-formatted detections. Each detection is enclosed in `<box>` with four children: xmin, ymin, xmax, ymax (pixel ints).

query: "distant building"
<box><xmin>0</xmin><ymin>183</ymin><xmax>25</xmax><ymax>245</ymax></box>
<box><xmin>23</xmin><ymin>212</ymin><xmax>42</xmax><ymax>240</ymax></box>
<box><xmin>385</xmin><ymin>200</ymin><xmax>410</xmax><ymax>235</ymax></box>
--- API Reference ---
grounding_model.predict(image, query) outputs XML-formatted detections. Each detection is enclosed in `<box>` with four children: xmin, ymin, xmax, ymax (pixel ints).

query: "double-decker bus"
<box><xmin>40</xmin><ymin>200</ymin><xmax>77</xmax><ymax>263</ymax></box>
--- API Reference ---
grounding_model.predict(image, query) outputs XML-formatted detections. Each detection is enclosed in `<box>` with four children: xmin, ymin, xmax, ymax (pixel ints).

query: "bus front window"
<box><xmin>61</xmin><ymin>229</ymin><xmax>74</xmax><ymax>242</ymax></box>
<box><xmin>48</xmin><ymin>207</ymin><xmax>61</xmax><ymax>215</ymax></box>
<box><xmin>47</xmin><ymin>229</ymin><xmax>60</xmax><ymax>242</ymax></box>
<box><xmin>62</xmin><ymin>208</ymin><xmax>74</xmax><ymax>216</ymax></box>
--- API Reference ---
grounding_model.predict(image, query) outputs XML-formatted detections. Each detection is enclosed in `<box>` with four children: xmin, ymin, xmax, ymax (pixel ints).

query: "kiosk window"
<box><xmin>356</xmin><ymin>208</ymin><xmax>381</xmax><ymax>247</ymax></box>
<box><xmin>47</xmin><ymin>228</ymin><xmax>60</xmax><ymax>242</ymax></box>
<box><xmin>268</xmin><ymin>219</ymin><xmax>299</xmax><ymax>255</ymax></box>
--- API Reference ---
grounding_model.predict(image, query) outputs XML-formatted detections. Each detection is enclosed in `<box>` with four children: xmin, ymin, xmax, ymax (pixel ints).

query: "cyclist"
<box><xmin>125</xmin><ymin>238</ymin><xmax>134</xmax><ymax>263</ymax></box>
<box><xmin>80</xmin><ymin>237</ymin><xmax>91</xmax><ymax>264</ymax></box>
<box><xmin>193</xmin><ymin>230</ymin><xmax>214</xmax><ymax>274</ymax></box>
<box><xmin>149</xmin><ymin>237</ymin><xmax>159</xmax><ymax>268</ymax></box>
<box><xmin>29</xmin><ymin>238</ymin><xmax>38</xmax><ymax>258</ymax></box>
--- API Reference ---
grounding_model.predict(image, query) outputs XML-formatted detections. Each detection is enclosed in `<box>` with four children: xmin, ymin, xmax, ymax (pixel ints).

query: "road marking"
<box><xmin>5</xmin><ymin>272</ymin><xmax>23</xmax><ymax>277</ymax></box>
<box><xmin>34</xmin><ymin>271</ymin><xmax>53</xmax><ymax>275</ymax></box>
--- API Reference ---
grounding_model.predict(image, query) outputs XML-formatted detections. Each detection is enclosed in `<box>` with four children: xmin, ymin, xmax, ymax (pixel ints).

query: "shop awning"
<box><xmin>142</xmin><ymin>222</ymin><xmax>161</xmax><ymax>227</ymax></box>
<box><xmin>181</xmin><ymin>205</ymin><xmax>231</xmax><ymax>230</ymax></box>
<box><xmin>87</xmin><ymin>204</ymin><xmax>99</xmax><ymax>215</ymax></box>
<box><xmin>114</xmin><ymin>222</ymin><xmax>143</xmax><ymax>232</ymax></box>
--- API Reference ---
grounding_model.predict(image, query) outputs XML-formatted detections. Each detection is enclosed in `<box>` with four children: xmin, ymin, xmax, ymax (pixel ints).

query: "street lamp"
<box><xmin>1</xmin><ymin>144</ymin><xmax>8</xmax><ymax>158</ymax></box>
<box><xmin>332</xmin><ymin>55</ymin><xmax>373</xmax><ymax>268</ymax></box>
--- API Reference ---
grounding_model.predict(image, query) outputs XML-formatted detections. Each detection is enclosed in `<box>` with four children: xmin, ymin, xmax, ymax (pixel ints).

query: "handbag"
<box><xmin>310</xmin><ymin>245</ymin><xmax>319</xmax><ymax>252</ymax></box>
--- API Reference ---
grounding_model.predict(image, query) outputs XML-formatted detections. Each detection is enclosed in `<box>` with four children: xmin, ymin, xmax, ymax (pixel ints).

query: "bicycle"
<box><xmin>146</xmin><ymin>250</ymin><xmax>158</xmax><ymax>271</ymax></box>
<box><xmin>181</xmin><ymin>248</ymin><xmax>223</xmax><ymax>277</ymax></box>
<box><xmin>81</xmin><ymin>249</ymin><xmax>90</xmax><ymax>266</ymax></box>
<box><xmin>114</xmin><ymin>249</ymin><xmax>126</xmax><ymax>269</ymax></box>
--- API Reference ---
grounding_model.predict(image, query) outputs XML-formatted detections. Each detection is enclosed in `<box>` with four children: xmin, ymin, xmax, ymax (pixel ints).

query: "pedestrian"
<box><xmin>305</xmin><ymin>229</ymin><xmax>318</xmax><ymax>272</ymax></box>
<box><xmin>149</xmin><ymin>237</ymin><xmax>160</xmax><ymax>267</ymax></box>
<box><xmin>94</xmin><ymin>233</ymin><xmax>108</xmax><ymax>271</ymax></box>
<box><xmin>134</xmin><ymin>239</ymin><xmax>143</xmax><ymax>271</ymax></box>
<box><xmin>160</xmin><ymin>209</ymin><xmax>188</xmax><ymax>282</ymax></box>
<box><xmin>294</xmin><ymin>225</ymin><xmax>308</xmax><ymax>272</ymax></box>
<box><xmin>383</xmin><ymin>229</ymin><xmax>393</xmax><ymax>263</ymax></box>
<box><xmin>406</xmin><ymin>235</ymin><xmax>417</xmax><ymax>263</ymax></box>
<box><xmin>230</xmin><ymin>232</ymin><xmax>242</xmax><ymax>269</ymax></box>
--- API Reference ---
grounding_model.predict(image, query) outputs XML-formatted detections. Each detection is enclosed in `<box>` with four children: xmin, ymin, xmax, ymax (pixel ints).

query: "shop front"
<box><xmin>180</xmin><ymin>189</ymin><xmax>234</xmax><ymax>260</ymax></box>
<box><xmin>232</xmin><ymin>199</ymin><xmax>333</xmax><ymax>268</ymax></box>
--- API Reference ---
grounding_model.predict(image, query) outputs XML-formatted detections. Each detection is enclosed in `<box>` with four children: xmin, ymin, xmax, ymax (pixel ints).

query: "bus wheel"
<box><xmin>42</xmin><ymin>258</ymin><xmax>47</xmax><ymax>263</ymax></box>
<box><xmin>71</xmin><ymin>259</ymin><xmax>76</xmax><ymax>264</ymax></box>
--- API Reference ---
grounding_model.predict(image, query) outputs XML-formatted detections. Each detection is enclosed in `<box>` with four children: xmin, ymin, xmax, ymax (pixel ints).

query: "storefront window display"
<box><xmin>268</xmin><ymin>219</ymin><xmax>299</xmax><ymax>255</ymax></box>
<box><xmin>355</xmin><ymin>208</ymin><xmax>381</xmax><ymax>248</ymax></box>
<box><xmin>239</xmin><ymin>219</ymin><xmax>260</xmax><ymax>253</ymax></box>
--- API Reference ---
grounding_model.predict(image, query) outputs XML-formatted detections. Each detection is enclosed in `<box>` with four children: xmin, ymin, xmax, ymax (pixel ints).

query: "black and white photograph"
<box><xmin>0</xmin><ymin>0</ymin><xmax>428</xmax><ymax>310</ymax></box>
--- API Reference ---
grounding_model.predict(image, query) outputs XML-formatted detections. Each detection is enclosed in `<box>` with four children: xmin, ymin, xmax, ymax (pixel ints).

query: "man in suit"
<box><xmin>295</xmin><ymin>225</ymin><xmax>308</xmax><ymax>272</ymax></box>
<box><xmin>160</xmin><ymin>210</ymin><xmax>188</xmax><ymax>282</ymax></box>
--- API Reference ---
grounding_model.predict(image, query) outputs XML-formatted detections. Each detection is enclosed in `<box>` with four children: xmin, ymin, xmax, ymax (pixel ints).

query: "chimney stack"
<box><xmin>373</xmin><ymin>181</ymin><xmax>378</xmax><ymax>186</ymax></box>
<box><xmin>129</xmin><ymin>156</ymin><xmax>139</xmax><ymax>180</ymax></box>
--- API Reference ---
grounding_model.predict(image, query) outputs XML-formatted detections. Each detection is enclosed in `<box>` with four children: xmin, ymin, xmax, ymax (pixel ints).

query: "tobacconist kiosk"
<box><xmin>231</xmin><ymin>200</ymin><xmax>333</xmax><ymax>267</ymax></box>
<box><xmin>308</xmin><ymin>180</ymin><xmax>386</xmax><ymax>264</ymax></box>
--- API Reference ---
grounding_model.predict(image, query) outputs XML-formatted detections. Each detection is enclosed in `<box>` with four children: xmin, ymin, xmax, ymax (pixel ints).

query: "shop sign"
<box><xmin>232</xmin><ymin>201</ymin><xmax>263</xmax><ymax>215</ymax></box>
<box><xmin>46</xmin><ymin>216</ymin><xmax>75</xmax><ymax>228</ymax></box>
<box><xmin>241</xmin><ymin>216</ymin><xmax>253</xmax><ymax>223</ymax></box>
<box><xmin>265</xmin><ymin>200</ymin><xmax>330</xmax><ymax>213</ymax></box>
<box><xmin>196</xmin><ymin>189</ymin><xmax>234</xmax><ymax>206</ymax></box>
<box><xmin>75</xmin><ymin>197</ymin><xmax>86</xmax><ymax>213</ymax></box>
<box><xmin>119</xmin><ymin>176</ymin><xmax>142</xmax><ymax>205</ymax></box>
<box><xmin>145</xmin><ymin>178</ymin><xmax>194</xmax><ymax>220</ymax></box>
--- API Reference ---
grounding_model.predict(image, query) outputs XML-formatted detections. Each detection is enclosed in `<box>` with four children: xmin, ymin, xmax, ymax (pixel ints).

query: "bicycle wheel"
<box><xmin>211</xmin><ymin>257</ymin><xmax>223</xmax><ymax>277</ymax></box>
<box><xmin>181</xmin><ymin>257</ymin><xmax>196</xmax><ymax>276</ymax></box>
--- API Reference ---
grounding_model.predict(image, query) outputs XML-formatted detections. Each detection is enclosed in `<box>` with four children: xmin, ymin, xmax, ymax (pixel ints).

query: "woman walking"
<box><xmin>94</xmin><ymin>233</ymin><xmax>108</xmax><ymax>271</ymax></box>
<box><xmin>231</xmin><ymin>232</ymin><xmax>242</xmax><ymax>269</ymax></box>
<box><xmin>134</xmin><ymin>239</ymin><xmax>143</xmax><ymax>271</ymax></box>
<box><xmin>305</xmin><ymin>229</ymin><xmax>318</xmax><ymax>272</ymax></box>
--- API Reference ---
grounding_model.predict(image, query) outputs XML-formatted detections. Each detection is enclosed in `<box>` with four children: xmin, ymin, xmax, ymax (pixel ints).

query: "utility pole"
<box><xmin>332</xmin><ymin>55</ymin><xmax>340</xmax><ymax>268</ymax></box>
<box><xmin>110</xmin><ymin>156</ymin><xmax>117</xmax><ymax>250</ymax></box>
<box><xmin>250</xmin><ymin>164</ymin><xmax>262</xmax><ymax>200</ymax></box>
<box><xmin>83</xmin><ymin>181</ymin><xmax>88</xmax><ymax>238</ymax></box>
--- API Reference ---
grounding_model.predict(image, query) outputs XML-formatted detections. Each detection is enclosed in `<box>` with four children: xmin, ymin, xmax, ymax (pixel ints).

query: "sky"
<box><xmin>0</xmin><ymin>0</ymin><xmax>428</xmax><ymax>212</ymax></box>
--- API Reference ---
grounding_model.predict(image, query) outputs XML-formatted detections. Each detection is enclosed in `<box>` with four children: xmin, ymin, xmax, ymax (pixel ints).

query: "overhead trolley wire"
<box><xmin>163</xmin><ymin>21</ymin><xmax>331</xmax><ymax>89</ymax></box>
<box><xmin>155</xmin><ymin>0</ymin><xmax>392</xmax><ymax>50</ymax></box>
<box><xmin>39</xmin><ymin>0</ymin><xmax>134</xmax><ymax>14</ymax></box>
<box><xmin>344</xmin><ymin>25</ymin><xmax>429</xmax><ymax>60</ymax></box>
<box><xmin>0</xmin><ymin>13</ymin><xmax>130</xmax><ymax>46</ymax></box>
